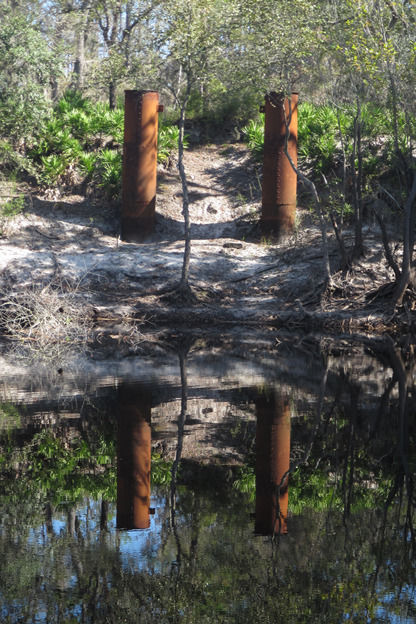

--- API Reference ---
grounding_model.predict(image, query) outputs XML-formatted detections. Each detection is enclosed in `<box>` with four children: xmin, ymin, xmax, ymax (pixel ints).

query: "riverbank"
<box><xmin>0</xmin><ymin>142</ymin><xmax>413</xmax><ymax>357</ymax></box>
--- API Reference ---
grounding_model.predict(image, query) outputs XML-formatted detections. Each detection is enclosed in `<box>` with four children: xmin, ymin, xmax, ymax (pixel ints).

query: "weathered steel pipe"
<box><xmin>122</xmin><ymin>90</ymin><xmax>162</xmax><ymax>242</ymax></box>
<box><xmin>254</xmin><ymin>391</ymin><xmax>291</xmax><ymax>535</ymax></box>
<box><xmin>261</xmin><ymin>92</ymin><xmax>298</xmax><ymax>237</ymax></box>
<box><xmin>117</xmin><ymin>385</ymin><xmax>152</xmax><ymax>530</ymax></box>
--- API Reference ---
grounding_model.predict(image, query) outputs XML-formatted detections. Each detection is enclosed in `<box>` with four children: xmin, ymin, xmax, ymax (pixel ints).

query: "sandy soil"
<box><xmin>0</xmin><ymin>142</ymin><xmax>410</xmax><ymax>339</ymax></box>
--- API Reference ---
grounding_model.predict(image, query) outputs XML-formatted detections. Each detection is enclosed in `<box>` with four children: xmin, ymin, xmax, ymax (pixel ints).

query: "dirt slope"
<box><xmin>0</xmin><ymin>143</ymin><xmax>406</xmax><ymax>336</ymax></box>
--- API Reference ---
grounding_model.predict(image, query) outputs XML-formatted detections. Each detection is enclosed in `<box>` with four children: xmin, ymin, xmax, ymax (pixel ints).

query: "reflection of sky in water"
<box><xmin>117</xmin><ymin>495</ymin><xmax>164</xmax><ymax>571</ymax></box>
<box><xmin>375</xmin><ymin>587</ymin><xmax>416</xmax><ymax>624</ymax></box>
<box><xmin>374</xmin><ymin>612</ymin><xmax>416</xmax><ymax>624</ymax></box>
<box><xmin>26</xmin><ymin>495</ymin><xmax>166</xmax><ymax>573</ymax></box>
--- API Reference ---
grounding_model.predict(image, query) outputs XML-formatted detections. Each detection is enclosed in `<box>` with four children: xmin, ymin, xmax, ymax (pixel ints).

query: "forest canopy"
<box><xmin>1</xmin><ymin>0</ymin><xmax>415</xmax><ymax>129</ymax></box>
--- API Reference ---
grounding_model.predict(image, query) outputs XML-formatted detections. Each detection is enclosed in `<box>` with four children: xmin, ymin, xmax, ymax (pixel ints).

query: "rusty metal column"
<box><xmin>261</xmin><ymin>92</ymin><xmax>298</xmax><ymax>238</ymax></box>
<box><xmin>117</xmin><ymin>384</ymin><xmax>152</xmax><ymax>530</ymax></box>
<box><xmin>122</xmin><ymin>90</ymin><xmax>161</xmax><ymax>242</ymax></box>
<box><xmin>254</xmin><ymin>390</ymin><xmax>291</xmax><ymax>535</ymax></box>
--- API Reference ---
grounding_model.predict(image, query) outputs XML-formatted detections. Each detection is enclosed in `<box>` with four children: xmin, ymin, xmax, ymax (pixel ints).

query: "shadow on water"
<box><xmin>1</xmin><ymin>332</ymin><xmax>416</xmax><ymax>622</ymax></box>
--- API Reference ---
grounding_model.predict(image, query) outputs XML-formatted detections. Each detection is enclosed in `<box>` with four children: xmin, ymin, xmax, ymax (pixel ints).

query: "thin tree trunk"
<box><xmin>336</xmin><ymin>107</ymin><xmax>347</xmax><ymax>217</ymax></box>
<box><xmin>72</xmin><ymin>0</ymin><xmax>91</xmax><ymax>91</ymax></box>
<box><xmin>329</xmin><ymin>211</ymin><xmax>351</xmax><ymax>268</ymax></box>
<box><xmin>373</xmin><ymin>208</ymin><xmax>401</xmax><ymax>281</ymax></box>
<box><xmin>178</xmin><ymin>102</ymin><xmax>192</xmax><ymax>295</ymax></box>
<box><xmin>109</xmin><ymin>81</ymin><xmax>116</xmax><ymax>110</ymax></box>
<box><xmin>392</xmin><ymin>172</ymin><xmax>416</xmax><ymax>308</ymax></box>
<box><xmin>352</xmin><ymin>99</ymin><xmax>364</xmax><ymax>258</ymax></box>
<box><xmin>73</xmin><ymin>30</ymin><xmax>86</xmax><ymax>89</ymax></box>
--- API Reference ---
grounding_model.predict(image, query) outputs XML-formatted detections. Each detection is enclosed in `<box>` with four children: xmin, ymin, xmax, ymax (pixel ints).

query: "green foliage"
<box><xmin>55</xmin><ymin>90</ymin><xmax>92</xmax><ymax>115</ymax></box>
<box><xmin>22</xmin><ymin>92</ymin><xmax>182</xmax><ymax>191</ymax></box>
<box><xmin>185</xmin><ymin>81</ymin><xmax>259</xmax><ymax>135</ymax></box>
<box><xmin>0</xmin><ymin>402</ymin><xmax>22</xmax><ymax>436</ymax></box>
<box><xmin>39</xmin><ymin>154</ymin><xmax>69</xmax><ymax>185</ymax></box>
<box><xmin>242</xmin><ymin>104</ymin><xmax>347</xmax><ymax>172</ymax></box>
<box><xmin>360</xmin><ymin>103</ymin><xmax>390</xmax><ymax>138</ymax></box>
<box><xmin>86</xmin><ymin>104</ymin><xmax>124</xmax><ymax>141</ymax></box>
<box><xmin>0</xmin><ymin>427</ymin><xmax>117</xmax><ymax>504</ymax></box>
<box><xmin>96</xmin><ymin>149</ymin><xmax>122</xmax><ymax>198</ymax></box>
<box><xmin>26</xmin><ymin>94</ymin><xmax>121</xmax><ymax>189</ymax></box>
<box><xmin>241</xmin><ymin>115</ymin><xmax>265</xmax><ymax>162</ymax></box>
<box><xmin>298</xmin><ymin>103</ymin><xmax>347</xmax><ymax>173</ymax></box>
<box><xmin>78</xmin><ymin>151</ymin><xmax>98</xmax><ymax>176</ymax></box>
<box><xmin>61</xmin><ymin>110</ymin><xmax>91</xmax><ymax>141</ymax></box>
<box><xmin>0</xmin><ymin>16</ymin><xmax>54</xmax><ymax>140</ymax></box>
<box><xmin>1</xmin><ymin>193</ymin><xmax>26</xmax><ymax>217</ymax></box>
<box><xmin>157</xmin><ymin>124</ymin><xmax>187</xmax><ymax>162</ymax></box>
<box><xmin>151</xmin><ymin>453</ymin><xmax>173</xmax><ymax>485</ymax></box>
<box><xmin>232</xmin><ymin>466</ymin><xmax>256</xmax><ymax>501</ymax></box>
<box><xmin>0</xmin><ymin>140</ymin><xmax>37</xmax><ymax>178</ymax></box>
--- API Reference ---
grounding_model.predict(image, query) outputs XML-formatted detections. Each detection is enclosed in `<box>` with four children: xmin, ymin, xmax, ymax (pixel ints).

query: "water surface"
<box><xmin>1</xmin><ymin>335</ymin><xmax>415</xmax><ymax>622</ymax></box>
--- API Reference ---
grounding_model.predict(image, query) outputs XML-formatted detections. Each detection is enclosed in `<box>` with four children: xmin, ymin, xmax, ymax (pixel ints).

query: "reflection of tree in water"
<box><xmin>167</xmin><ymin>344</ymin><xmax>205</xmax><ymax>607</ymax></box>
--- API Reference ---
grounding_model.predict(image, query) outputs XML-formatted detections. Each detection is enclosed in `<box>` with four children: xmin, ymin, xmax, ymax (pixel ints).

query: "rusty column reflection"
<box><xmin>122</xmin><ymin>90</ymin><xmax>162</xmax><ymax>242</ymax></box>
<box><xmin>117</xmin><ymin>384</ymin><xmax>152</xmax><ymax>530</ymax></box>
<box><xmin>261</xmin><ymin>92</ymin><xmax>298</xmax><ymax>238</ymax></box>
<box><xmin>255</xmin><ymin>390</ymin><xmax>291</xmax><ymax>535</ymax></box>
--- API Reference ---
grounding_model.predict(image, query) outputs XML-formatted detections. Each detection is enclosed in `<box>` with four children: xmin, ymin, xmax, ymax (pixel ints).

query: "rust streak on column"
<box><xmin>261</xmin><ymin>92</ymin><xmax>298</xmax><ymax>238</ymax></box>
<box><xmin>122</xmin><ymin>90</ymin><xmax>160</xmax><ymax>242</ymax></box>
<box><xmin>255</xmin><ymin>390</ymin><xmax>291</xmax><ymax>535</ymax></box>
<box><xmin>117</xmin><ymin>385</ymin><xmax>152</xmax><ymax>530</ymax></box>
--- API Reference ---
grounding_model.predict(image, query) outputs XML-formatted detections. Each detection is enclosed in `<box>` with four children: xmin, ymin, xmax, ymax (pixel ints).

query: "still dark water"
<box><xmin>1</xmin><ymin>334</ymin><xmax>416</xmax><ymax>623</ymax></box>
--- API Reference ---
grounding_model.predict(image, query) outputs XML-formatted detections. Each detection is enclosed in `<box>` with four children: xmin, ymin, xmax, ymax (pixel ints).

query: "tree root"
<box><xmin>159</xmin><ymin>283</ymin><xmax>199</xmax><ymax>305</ymax></box>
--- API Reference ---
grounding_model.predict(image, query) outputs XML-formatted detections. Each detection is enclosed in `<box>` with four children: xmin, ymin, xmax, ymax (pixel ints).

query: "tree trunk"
<box><xmin>352</xmin><ymin>99</ymin><xmax>364</xmax><ymax>258</ymax></box>
<box><xmin>109</xmin><ymin>81</ymin><xmax>116</xmax><ymax>110</ymax></box>
<box><xmin>178</xmin><ymin>104</ymin><xmax>192</xmax><ymax>295</ymax></box>
<box><xmin>73</xmin><ymin>31</ymin><xmax>86</xmax><ymax>90</ymax></box>
<box><xmin>392</xmin><ymin>172</ymin><xmax>416</xmax><ymax>308</ymax></box>
<box><xmin>71</xmin><ymin>0</ymin><xmax>90</xmax><ymax>91</ymax></box>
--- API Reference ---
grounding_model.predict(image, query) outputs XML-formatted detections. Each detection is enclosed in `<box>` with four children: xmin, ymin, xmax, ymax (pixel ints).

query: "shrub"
<box><xmin>96</xmin><ymin>149</ymin><xmax>122</xmax><ymax>198</ymax></box>
<box><xmin>19</xmin><ymin>92</ymin><xmax>186</xmax><ymax>191</ymax></box>
<box><xmin>242</xmin><ymin>103</ymin><xmax>347</xmax><ymax>173</ymax></box>
<box><xmin>39</xmin><ymin>154</ymin><xmax>68</xmax><ymax>185</ymax></box>
<box><xmin>55</xmin><ymin>90</ymin><xmax>92</xmax><ymax>115</ymax></box>
<box><xmin>241</xmin><ymin>116</ymin><xmax>265</xmax><ymax>162</ymax></box>
<box><xmin>78</xmin><ymin>152</ymin><xmax>98</xmax><ymax>177</ymax></box>
<box><xmin>157</xmin><ymin>125</ymin><xmax>187</xmax><ymax>162</ymax></box>
<box><xmin>0</xmin><ymin>17</ymin><xmax>54</xmax><ymax>141</ymax></box>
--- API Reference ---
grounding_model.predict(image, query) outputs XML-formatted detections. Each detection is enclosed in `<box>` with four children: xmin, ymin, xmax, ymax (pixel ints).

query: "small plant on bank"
<box><xmin>96</xmin><ymin>149</ymin><xmax>122</xmax><ymax>198</ymax></box>
<box><xmin>1</xmin><ymin>193</ymin><xmax>26</xmax><ymax>217</ymax></box>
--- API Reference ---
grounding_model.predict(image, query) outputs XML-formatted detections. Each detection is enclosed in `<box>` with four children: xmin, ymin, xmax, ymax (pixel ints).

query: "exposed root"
<box><xmin>159</xmin><ymin>283</ymin><xmax>201</xmax><ymax>305</ymax></box>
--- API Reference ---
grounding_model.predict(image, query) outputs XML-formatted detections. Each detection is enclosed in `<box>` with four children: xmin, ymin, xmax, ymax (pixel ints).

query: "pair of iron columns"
<box><xmin>121</xmin><ymin>90</ymin><xmax>298</xmax><ymax>242</ymax></box>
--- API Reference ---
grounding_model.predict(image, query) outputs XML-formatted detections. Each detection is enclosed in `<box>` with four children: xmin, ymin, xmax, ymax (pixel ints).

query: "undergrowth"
<box><xmin>242</xmin><ymin>100</ymin><xmax>413</xmax><ymax>222</ymax></box>
<box><xmin>3</xmin><ymin>89</ymin><xmax>184</xmax><ymax>199</ymax></box>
